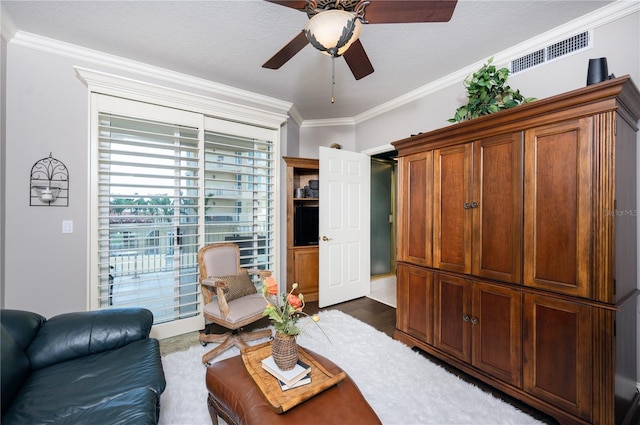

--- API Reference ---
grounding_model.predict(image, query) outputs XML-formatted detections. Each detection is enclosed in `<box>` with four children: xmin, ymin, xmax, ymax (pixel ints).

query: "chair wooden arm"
<box><xmin>247</xmin><ymin>269</ymin><xmax>272</xmax><ymax>281</ymax></box>
<box><xmin>202</xmin><ymin>277</ymin><xmax>229</xmax><ymax>290</ymax></box>
<box><xmin>201</xmin><ymin>278</ymin><xmax>230</xmax><ymax>318</ymax></box>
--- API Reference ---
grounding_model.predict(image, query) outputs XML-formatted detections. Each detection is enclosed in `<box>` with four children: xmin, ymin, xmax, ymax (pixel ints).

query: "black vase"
<box><xmin>586</xmin><ymin>57</ymin><xmax>608</xmax><ymax>86</ymax></box>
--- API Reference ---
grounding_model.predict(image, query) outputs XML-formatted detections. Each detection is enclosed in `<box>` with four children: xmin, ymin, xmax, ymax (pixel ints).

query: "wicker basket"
<box><xmin>272</xmin><ymin>332</ymin><xmax>298</xmax><ymax>371</ymax></box>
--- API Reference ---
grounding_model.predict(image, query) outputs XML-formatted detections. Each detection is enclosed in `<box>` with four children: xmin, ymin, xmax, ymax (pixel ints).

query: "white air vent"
<box><xmin>511</xmin><ymin>49</ymin><xmax>545</xmax><ymax>74</ymax></box>
<box><xmin>510</xmin><ymin>31</ymin><xmax>592</xmax><ymax>74</ymax></box>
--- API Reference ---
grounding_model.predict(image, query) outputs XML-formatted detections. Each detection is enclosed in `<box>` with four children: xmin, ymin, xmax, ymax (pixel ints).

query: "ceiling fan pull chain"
<box><xmin>331</xmin><ymin>55</ymin><xmax>336</xmax><ymax>103</ymax></box>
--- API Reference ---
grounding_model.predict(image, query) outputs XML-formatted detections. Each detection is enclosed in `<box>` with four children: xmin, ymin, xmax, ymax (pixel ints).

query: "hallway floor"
<box><xmin>367</xmin><ymin>275</ymin><xmax>396</xmax><ymax>307</ymax></box>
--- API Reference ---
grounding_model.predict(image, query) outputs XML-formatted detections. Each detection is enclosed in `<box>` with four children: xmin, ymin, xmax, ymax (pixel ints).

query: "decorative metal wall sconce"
<box><xmin>29</xmin><ymin>153</ymin><xmax>69</xmax><ymax>206</ymax></box>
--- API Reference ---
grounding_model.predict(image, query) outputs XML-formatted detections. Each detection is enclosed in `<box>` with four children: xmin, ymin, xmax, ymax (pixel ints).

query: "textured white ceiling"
<box><xmin>2</xmin><ymin>0</ymin><xmax>615</xmax><ymax>120</ymax></box>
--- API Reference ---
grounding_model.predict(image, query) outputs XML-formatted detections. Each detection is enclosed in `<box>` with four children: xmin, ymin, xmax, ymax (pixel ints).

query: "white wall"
<box><xmin>1</xmin><ymin>37</ymin><xmax>7</xmax><ymax>308</ymax></box>
<box><xmin>279</xmin><ymin>117</ymin><xmax>301</xmax><ymax>291</ymax></box>
<box><xmin>4</xmin><ymin>46</ymin><xmax>90</xmax><ymax>316</ymax></box>
<box><xmin>299</xmin><ymin>124</ymin><xmax>356</xmax><ymax>158</ymax></box>
<box><xmin>1</xmin><ymin>42</ymin><xmax>290</xmax><ymax>317</ymax></box>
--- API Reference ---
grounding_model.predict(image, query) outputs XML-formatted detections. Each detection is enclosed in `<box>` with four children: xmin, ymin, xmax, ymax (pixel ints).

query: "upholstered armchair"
<box><xmin>198</xmin><ymin>243</ymin><xmax>272</xmax><ymax>364</ymax></box>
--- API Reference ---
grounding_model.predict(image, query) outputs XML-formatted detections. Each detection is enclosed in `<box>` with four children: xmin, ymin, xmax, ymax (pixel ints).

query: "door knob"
<box><xmin>321</xmin><ymin>236</ymin><xmax>333</xmax><ymax>241</ymax></box>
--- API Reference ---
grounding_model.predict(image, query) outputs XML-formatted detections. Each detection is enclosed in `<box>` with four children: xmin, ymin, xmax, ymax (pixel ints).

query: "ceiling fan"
<box><xmin>262</xmin><ymin>0</ymin><xmax>458</xmax><ymax>80</ymax></box>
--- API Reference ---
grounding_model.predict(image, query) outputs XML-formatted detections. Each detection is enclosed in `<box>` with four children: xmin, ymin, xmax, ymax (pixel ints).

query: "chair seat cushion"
<box><xmin>215</xmin><ymin>269</ymin><xmax>257</xmax><ymax>301</ymax></box>
<box><xmin>204</xmin><ymin>293</ymin><xmax>265</xmax><ymax>325</ymax></box>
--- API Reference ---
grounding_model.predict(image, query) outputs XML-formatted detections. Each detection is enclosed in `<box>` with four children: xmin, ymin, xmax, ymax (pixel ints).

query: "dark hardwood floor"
<box><xmin>304</xmin><ymin>297</ymin><xmax>397</xmax><ymax>338</ymax></box>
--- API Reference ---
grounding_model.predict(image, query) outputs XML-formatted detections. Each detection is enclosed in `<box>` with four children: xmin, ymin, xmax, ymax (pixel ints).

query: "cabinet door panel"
<box><xmin>523</xmin><ymin>294</ymin><xmax>592</xmax><ymax>420</ymax></box>
<box><xmin>473</xmin><ymin>134</ymin><xmax>523</xmax><ymax>283</ymax></box>
<box><xmin>290</xmin><ymin>247</ymin><xmax>319</xmax><ymax>301</ymax></box>
<box><xmin>472</xmin><ymin>282</ymin><xmax>522</xmax><ymax>387</ymax></box>
<box><xmin>397</xmin><ymin>152</ymin><xmax>432</xmax><ymax>266</ymax></box>
<box><xmin>524</xmin><ymin>118</ymin><xmax>592</xmax><ymax>297</ymax></box>
<box><xmin>396</xmin><ymin>264</ymin><xmax>433</xmax><ymax>344</ymax></box>
<box><xmin>434</xmin><ymin>273</ymin><xmax>471</xmax><ymax>362</ymax></box>
<box><xmin>434</xmin><ymin>144</ymin><xmax>472</xmax><ymax>273</ymax></box>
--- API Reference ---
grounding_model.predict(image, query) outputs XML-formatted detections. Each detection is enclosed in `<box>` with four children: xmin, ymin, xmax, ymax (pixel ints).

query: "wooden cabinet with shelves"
<box><xmin>393</xmin><ymin>76</ymin><xmax>640</xmax><ymax>424</ymax></box>
<box><xmin>284</xmin><ymin>157</ymin><xmax>319</xmax><ymax>301</ymax></box>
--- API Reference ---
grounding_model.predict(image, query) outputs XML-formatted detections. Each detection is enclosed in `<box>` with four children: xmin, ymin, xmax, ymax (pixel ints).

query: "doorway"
<box><xmin>368</xmin><ymin>151</ymin><xmax>397</xmax><ymax>307</ymax></box>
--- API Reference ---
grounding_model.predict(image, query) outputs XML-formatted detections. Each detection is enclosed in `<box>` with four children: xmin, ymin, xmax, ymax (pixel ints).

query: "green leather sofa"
<box><xmin>1</xmin><ymin>308</ymin><xmax>166</xmax><ymax>424</ymax></box>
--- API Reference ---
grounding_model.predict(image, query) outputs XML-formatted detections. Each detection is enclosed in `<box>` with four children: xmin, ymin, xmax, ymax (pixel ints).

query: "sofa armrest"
<box><xmin>27</xmin><ymin>308</ymin><xmax>153</xmax><ymax>370</ymax></box>
<box><xmin>0</xmin><ymin>309</ymin><xmax>46</xmax><ymax>350</ymax></box>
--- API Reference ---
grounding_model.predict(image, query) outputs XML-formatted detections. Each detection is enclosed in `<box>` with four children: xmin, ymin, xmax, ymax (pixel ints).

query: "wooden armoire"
<box><xmin>393</xmin><ymin>76</ymin><xmax>640</xmax><ymax>425</ymax></box>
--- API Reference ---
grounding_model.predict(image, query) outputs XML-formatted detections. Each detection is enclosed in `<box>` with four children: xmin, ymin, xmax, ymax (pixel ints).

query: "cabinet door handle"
<box><xmin>464</xmin><ymin>203</ymin><xmax>472</xmax><ymax>209</ymax></box>
<box><xmin>463</xmin><ymin>314</ymin><xmax>470</xmax><ymax>322</ymax></box>
<box><xmin>471</xmin><ymin>317</ymin><xmax>479</xmax><ymax>325</ymax></box>
<box><xmin>471</xmin><ymin>201</ymin><xmax>479</xmax><ymax>208</ymax></box>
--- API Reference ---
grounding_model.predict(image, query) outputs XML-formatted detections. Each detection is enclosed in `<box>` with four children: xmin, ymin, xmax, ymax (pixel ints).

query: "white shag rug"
<box><xmin>159</xmin><ymin>310</ymin><xmax>545</xmax><ymax>425</ymax></box>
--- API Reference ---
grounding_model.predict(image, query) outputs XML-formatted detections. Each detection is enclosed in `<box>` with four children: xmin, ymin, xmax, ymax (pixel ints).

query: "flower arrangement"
<box><xmin>261</xmin><ymin>277</ymin><xmax>324</xmax><ymax>337</ymax></box>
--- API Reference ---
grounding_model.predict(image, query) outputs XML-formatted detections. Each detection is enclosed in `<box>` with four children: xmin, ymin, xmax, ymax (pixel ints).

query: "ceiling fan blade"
<box><xmin>343</xmin><ymin>39</ymin><xmax>374</xmax><ymax>80</ymax></box>
<box><xmin>262</xmin><ymin>0</ymin><xmax>309</xmax><ymax>11</ymax></box>
<box><xmin>262</xmin><ymin>32</ymin><xmax>309</xmax><ymax>69</ymax></box>
<box><xmin>364</xmin><ymin>0</ymin><xmax>457</xmax><ymax>24</ymax></box>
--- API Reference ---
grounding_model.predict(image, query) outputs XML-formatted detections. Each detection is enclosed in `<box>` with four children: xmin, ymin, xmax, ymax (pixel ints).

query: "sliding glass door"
<box><xmin>91</xmin><ymin>95</ymin><xmax>277</xmax><ymax>338</ymax></box>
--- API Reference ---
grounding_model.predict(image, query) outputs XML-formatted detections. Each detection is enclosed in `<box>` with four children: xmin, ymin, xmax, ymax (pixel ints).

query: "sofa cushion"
<box><xmin>43</xmin><ymin>388</ymin><xmax>160</xmax><ymax>425</ymax></box>
<box><xmin>0</xmin><ymin>326</ymin><xmax>31</xmax><ymax>418</ymax></box>
<box><xmin>26</xmin><ymin>308</ymin><xmax>153</xmax><ymax>370</ymax></box>
<box><xmin>2</xmin><ymin>338</ymin><xmax>166</xmax><ymax>424</ymax></box>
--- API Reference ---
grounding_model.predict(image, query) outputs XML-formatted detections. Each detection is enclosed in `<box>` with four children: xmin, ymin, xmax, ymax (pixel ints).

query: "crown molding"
<box><xmin>287</xmin><ymin>105</ymin><xmax>304</xmax><ymax>127</ymax></box>
<box><xmin>6</xmin><ymin>29</ymin><xmax>294</xmax><ymax>121</ymax></box>
<box><xmin>304</xmin><ymin>1</ymin><xmax>639</xmax><ymax>128</ymax></box>
<box><xmin>302</xmin><ymin>116</ymin><xmax>356</xmax><ymax>128</ymax></box>
<box><xmin>75</xmin><ymin>66</ymin><xmax>288</xmax><ymax>129</ymax></box>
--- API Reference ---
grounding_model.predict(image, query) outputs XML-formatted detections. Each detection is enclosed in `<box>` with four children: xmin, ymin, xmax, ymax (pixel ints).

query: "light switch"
<box><xmin>62</xmin><ymin>220</ymin><xmax>73</xmax><ymax>233</ymax></box>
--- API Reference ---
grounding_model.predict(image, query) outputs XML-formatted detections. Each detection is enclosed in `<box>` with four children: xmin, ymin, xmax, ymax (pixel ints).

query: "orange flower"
<box><xmin>287</xmin><ymin>294</ymin><xmax>303</xmax><ymax>310</ymax></box>
<box><xmin>265</xmin><ymin>276</ymin><xmax>278</xmax><ymax>295</ymax></box>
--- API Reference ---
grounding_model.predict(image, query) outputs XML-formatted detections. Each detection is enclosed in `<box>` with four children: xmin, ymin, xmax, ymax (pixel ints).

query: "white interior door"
<box><xmin>319</xmin><ymin>147</ymin><xmax>370</xmax><ymax>307</ymax></box>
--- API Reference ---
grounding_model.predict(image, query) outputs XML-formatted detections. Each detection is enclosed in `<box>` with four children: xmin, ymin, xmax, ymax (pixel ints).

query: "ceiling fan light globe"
<box><xmin>304</xmin><ymin>10</ymin><xmax>362</xmax><ymax>57</ymax></box>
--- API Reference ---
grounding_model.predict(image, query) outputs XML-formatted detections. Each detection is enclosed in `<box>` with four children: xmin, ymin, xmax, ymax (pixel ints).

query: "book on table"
<box><xmin>278</xmin><ymin>374</ymin><xmax>312</xmax><ymax>391</ymax></box>
<box><xmin>261</xmin><ymin>356</ymin><xmax>312</xmax><ymax>386</ymax></box>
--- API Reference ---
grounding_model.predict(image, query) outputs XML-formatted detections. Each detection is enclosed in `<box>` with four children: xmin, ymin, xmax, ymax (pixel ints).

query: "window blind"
<box><xmin>97</xmin><ymin>112</ymin><xmax>201</xmax><ymax>324</ymax></box>
<box><xmin>203</xmin><ymin>130</ymin><xmax>275</xmax><ymax>274</ymax></box>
